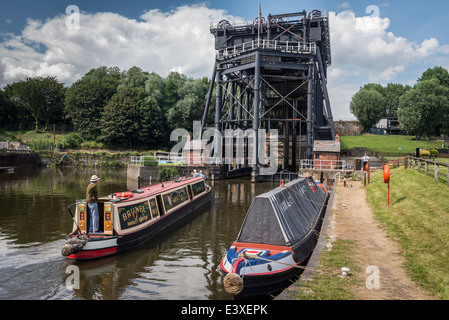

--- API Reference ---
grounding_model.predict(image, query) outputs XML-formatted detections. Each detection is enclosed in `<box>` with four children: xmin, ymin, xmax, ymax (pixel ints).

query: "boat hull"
<box><xmin>66</xmin><ymin>188</ymin><xmax>211</xmax><ymax>260</ymax></box>
<box><xmin>229</xmin><ymin>265</ymin><xmax>303</xmax><ymax>300</ymax></box>
<box><xmin>221</xmin><ymin>180</ymin><xmax>330</xmax><ymax>299</ymax></box>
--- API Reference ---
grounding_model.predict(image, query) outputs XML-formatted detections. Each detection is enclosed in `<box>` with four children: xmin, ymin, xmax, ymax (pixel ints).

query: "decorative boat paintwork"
<box><xmin>62</xmin><ymin>177</ymin><xmax>211</xmax><ymax>260</ymax></box>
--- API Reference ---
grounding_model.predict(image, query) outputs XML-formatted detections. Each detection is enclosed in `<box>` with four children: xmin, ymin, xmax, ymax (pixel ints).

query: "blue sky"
<box><xmin>1</xmin><ymin>0</ymin><xmax>449</xmax><ymax>120</ymax></box>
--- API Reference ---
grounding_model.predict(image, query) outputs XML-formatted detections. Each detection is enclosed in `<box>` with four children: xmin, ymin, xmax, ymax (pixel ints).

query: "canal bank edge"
<box><xmin>275</xmin><ymin>186</ymin><xmax>335</xmax><ymax>300</ymax></box>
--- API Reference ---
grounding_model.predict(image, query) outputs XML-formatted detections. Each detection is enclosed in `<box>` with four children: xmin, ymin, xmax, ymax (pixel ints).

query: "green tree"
<box><xmin>397</xmin><ymin>89</ymin><xmax>423</xmax><ymax>136</ymax></box>
<box><xmin>100</xmin><ymin>88</ymin><xmax>140</xmax><ymax>148</ymax></box>
<box><xmin>383</xmin><ymin>83</ymin><xmax>410</xmax><ymax>117</ymax></box>
<box><xmin>350</xmin><ymin>88</ymin><xmax>386</xmax><ymax>132</ymax></box>
<box><xmin>65</xmin><ymin>66</ymin><xmax>121</xmax><ymax>140</ymax></box>
<box><xmin>0</xmin><ymin>88</ymin><xmax>17</xmax><ymax>130</ymax></box>
<box><xmin>398</xmin><ymin>78</ymin><xmax>449</xmax><ymax>137</ymax></box>
<box><xmin>419</xmin><ymin>66</ymin><xmax>449</xmax><ymax>88</ymax></box>
<box><xmin>361</xmin><ymin>83</ymin><xmax>385</xmax><ymax>96</ymax></box>
<box><xmin>119</xmin><ymin>67</ymin><xmax>165</xmax><ymax>148</ymax></box>
<box><xmin>167</xmin><ymin>77</ymin><xmax>209</xmax><ymax>131</ymax></box>
<box><xmin>162</xmin><ymin>71</ymin><xmax>186</xmax><ymax>114</ymax></box>
<box><xmin>6</xmin><ymin>76</ymin><xmax>65</xmax><ymax>132</ymax></box>
<box><xmin>119</xmin><ymin>66</ymin><xmax>150</xmax><ymax>90</ymax></box>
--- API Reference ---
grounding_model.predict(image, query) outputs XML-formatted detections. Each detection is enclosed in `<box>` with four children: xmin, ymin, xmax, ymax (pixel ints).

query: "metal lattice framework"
<box><xmin>201</xmin><ymin>10</ymin><xmax>335</xmax><ymax>178</ymax></box>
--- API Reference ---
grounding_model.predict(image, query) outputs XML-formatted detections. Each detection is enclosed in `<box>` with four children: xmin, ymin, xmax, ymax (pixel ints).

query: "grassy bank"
<box><xmin>341</xmin><ymin>134</ymin><xmax>443</xmax><ymax>155</ymax></box>
<box><xmin>291</xmin><ymin>167</ymin><xmax>449</xmax><ymax>300</ymax></box>
<box><xmin>292</xmin><ymin>239</ymin><xmax>359</xmax><ymax>300</ymax></box>
<box><xmin>366</xmin><ymin>167</ymin><xmax>449</xmax><ymax>299</ymax></box>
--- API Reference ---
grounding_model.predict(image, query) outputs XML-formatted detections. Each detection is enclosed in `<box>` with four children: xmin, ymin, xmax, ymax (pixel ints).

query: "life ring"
<box><xmin>383</xmin><ymin>165</ymin><xmax>390</xmax><ymax>184</ymax></box>
<box><xmin>115</xmin><ymin>192</ymin><xmax>133</xmax><ymax>198</ymax></box>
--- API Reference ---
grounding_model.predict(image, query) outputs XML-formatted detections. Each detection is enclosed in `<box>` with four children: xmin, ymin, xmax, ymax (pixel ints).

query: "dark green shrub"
<box><xmin>157</xmin><ymin>167</ymin><xmax>179</xmax><ymax>182</ymax></box>
<box><xmin>64</xmin><ymin>132</ymin><xmax>83</xmax><ymax>149</ymax></box>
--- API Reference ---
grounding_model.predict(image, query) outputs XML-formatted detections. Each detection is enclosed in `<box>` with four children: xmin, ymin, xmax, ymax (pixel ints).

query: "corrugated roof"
<box><xmin>313</xmin><ymin>140</ymin><xmax>341</xmax><ymax>153</ymax></box>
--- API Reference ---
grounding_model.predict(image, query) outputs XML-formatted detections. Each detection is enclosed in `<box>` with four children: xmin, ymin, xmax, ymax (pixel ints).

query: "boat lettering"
<box><xmin>279</xmin><ymin>195</ymin><xmax>293</xmax><ymax>214</ymax></box>
<box><xmin>163</xmin><ymin>187</ymin><xmax>188</xmax><ymax>212</ymax></box>
<box><xmin>118</xmin><ymin>201</ymin><xmax>151</xmax><ymax>230</ymax></box>
<box><xmin>191</xmin><ymin>181</ymin><xmax>206</xmax><ymax>197</ymax></box>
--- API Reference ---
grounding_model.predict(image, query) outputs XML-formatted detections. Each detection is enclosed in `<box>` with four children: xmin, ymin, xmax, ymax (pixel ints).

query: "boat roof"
<box><xmin>99</xmin><ymin>177</ymin><xmax>205</xmax><ymax>203</ymax></box>
<box><xmin>236</xmin><ymin>178</ymin><xmax>327</xmax><ymax>247</ymax></box>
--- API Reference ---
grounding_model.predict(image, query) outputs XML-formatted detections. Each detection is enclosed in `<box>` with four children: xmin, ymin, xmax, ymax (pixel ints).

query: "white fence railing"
<box><xmin>216</xmin><ymin>40</ymin><xmax>316</xmax><ymax>60</ymax></box>
<box><xmin>131</xmin><ymin>156</ymin><xmax>357</xmax><ymax>170</ymax></box>
<box><xmin>300</xmin><ymin>159</ymin><xmax>354</xmax><ymax>171</ymax></box>
<box><xmin>130</xmin><ymin>155</ymin><xmax>223</xmax><ymax>166</ymax></box>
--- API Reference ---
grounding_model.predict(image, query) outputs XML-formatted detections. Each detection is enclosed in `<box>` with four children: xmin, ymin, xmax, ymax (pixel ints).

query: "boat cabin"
<box><xmin>72</xmin><ymin>177</ymin><xmax>208</xmax><ymax>236</ymax></box>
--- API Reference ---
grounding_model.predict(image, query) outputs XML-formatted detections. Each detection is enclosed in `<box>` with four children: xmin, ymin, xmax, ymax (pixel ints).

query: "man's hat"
<box><xmin>90</xmin><ymin>175</ymin><xmax>100</xmax><ymax>182</ymax></box>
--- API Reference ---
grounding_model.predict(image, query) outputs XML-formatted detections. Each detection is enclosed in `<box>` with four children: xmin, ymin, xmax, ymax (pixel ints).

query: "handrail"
<box><xmin>130</xmin><ymin>155</ymin><xmax>222</xmax><ymax>166</ymax></box>
<box><xmin>300</xmin><ymin>159</ymin><xmax>350</xmax><ymax>171</ymax></box>
<box><xmin>215</xmin><ymin>40</ymin><xmax>316</xmax><ymax>59</ymax></box>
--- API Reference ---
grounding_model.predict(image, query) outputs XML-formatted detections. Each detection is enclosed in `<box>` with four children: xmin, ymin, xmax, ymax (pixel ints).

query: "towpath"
<box><xmin>278</xmin><ymin>178</ymin><xmax>434</xmax><ymax>300</ymax></box>
<box><xmin>326</xmin><ymin>179</ymin><xmax>433</xmax><ymax>300</ymax></box>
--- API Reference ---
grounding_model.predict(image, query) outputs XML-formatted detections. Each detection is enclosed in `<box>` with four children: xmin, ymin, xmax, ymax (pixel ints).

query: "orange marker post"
<box><xmin>383</xmin><ymin>165</ymin><xmax>390</xmax><ymax>208</ymax></box>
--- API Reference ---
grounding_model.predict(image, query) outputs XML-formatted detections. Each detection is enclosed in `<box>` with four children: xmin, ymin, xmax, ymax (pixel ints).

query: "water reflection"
<box><xmin>0</xmin><ymin>167</ymin><xmax>278</xmax><ymax>300</ymax></box>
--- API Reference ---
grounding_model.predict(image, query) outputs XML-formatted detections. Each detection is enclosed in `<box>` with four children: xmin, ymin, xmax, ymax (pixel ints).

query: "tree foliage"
<box><xmin>350</xmin><ymin>88</ymin><xmax>386</xmax><ymax>132</ymax></box>
<box><xmin>351</xmin><ymin>66</ymin><xmax>449</xmax><ymax>138</ymax></box>
<box><xmin>65</xmin><ymin>66</ymin><xmax>121</xmax><ymax>140</ymax></box>
<box><xmin>398</xmin><ymin>78</ymin><xmax>449</xmax><ymax>137</ymax></box>
<box><xmin>8</xmin><ymin>65</ymin><xmax>448</xmax><ymax>150</ymax></box>
<box><xmin>100</xmin><ymin>88</ymin><xmax>140</xmax><ymax>148</ymax></box>
<box><xmin>5</xmin><ymin>76</ymin><xmax>65</xmax><ymax>132</ymax></box>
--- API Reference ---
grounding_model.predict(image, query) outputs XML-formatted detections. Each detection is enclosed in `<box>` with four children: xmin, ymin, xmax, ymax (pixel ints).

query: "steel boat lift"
<box><xmin>201</xmin><ymin>10</ymin><xmax>336</xmax><ymax>181</ymax></box>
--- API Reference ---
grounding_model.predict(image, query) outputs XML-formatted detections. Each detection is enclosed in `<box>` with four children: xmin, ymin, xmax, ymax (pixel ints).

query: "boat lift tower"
<box><xmin>201</xmin><ymin>10</ymin><xmax>336</xmax><ymax>180</ymax></box>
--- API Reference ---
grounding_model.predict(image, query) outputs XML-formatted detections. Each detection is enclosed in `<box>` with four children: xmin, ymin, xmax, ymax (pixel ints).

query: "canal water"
<box><xmin>0</xmin><ymin>166</ymin><xmax>279</xmax><ymax>300</ymax></box>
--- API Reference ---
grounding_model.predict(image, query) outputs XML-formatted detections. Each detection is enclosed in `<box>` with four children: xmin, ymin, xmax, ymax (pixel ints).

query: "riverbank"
<box><xmin>278</xmin><ymin>171</ymin><xmax>438</xmax><ymax>300</ymax></box>
<box><xmin>36</xmin><ymin>150</ymin><xmax>136</xmax><ymax>167</ymax></box>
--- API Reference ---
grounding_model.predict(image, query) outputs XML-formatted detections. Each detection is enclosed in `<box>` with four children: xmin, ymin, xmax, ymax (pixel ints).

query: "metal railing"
<box><xmin>300</xmin><ymin>159</ymin><xmax>352</xmax><ymax>171</ymax></box>
<box><xmin>130</xmin><ymin>155</ymin><xmax>222</xmax><ymax>166</ymax></box>
<box><xmin>216</xmin><ymin>40</ymin><xmax>316</xmax><ymax>60</ymax></box>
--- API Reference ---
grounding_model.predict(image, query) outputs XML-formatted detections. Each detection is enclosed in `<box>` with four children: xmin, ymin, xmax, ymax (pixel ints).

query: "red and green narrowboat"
<box><xmin>61</xmin><ymin>177</ymin><xmax>211</xmax><ymax>260</ymax></box>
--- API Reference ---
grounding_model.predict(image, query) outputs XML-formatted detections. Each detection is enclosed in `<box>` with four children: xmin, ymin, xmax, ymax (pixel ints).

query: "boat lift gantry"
<box><xmin>201</xmin><ymin>10</ymin><xmax>336</xmax><ymax>181</ymax></box>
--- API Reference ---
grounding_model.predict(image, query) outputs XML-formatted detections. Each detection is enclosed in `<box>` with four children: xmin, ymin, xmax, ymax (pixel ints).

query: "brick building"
<box><xmin>313</xmin><ymin>135</ymin><xmax>341</xmax><ymax>170</ymax></box>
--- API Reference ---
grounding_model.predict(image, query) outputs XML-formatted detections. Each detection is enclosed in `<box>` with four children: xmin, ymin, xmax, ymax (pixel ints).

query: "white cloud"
<box><xmin>0</xmin><ymin>5</ymin><xmax>234</xmax><ymax>87</ymax></box>
<box><xmin>329</xmin><ymin>10</ymin><xmax>440</xmax><ymax>83</ymax></box>
<box><xmin>0</xmin><ymin>5</ymin><xmax>446</xmax><ymax>122</ymax></box>
<box><xmin>327</xmin><ymin>10</ymin><xmax>444</xmax><ymax>119</ymax></box>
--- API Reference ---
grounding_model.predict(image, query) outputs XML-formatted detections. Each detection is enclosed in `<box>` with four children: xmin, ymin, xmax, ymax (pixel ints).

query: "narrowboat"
<box><xmin>61</xmin><ymin>177</ymin><xmax>211</xmax><ymax>260</ymax></box>
<box><xmin>221</xmin><ymin>178</ymin><xmax>329</xmax><ymax>299</ymax></box>
<box><xmin>307</xmin><ymin>176</ymin><xmax>328</xmax><ymax>193</ymax></box>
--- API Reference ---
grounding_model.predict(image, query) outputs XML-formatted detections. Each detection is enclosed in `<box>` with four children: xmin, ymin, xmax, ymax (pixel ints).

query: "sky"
<box><xmin>1</xmin><ymin>0</ymin><xmax>449</xmax><ymax>120</ymax></box>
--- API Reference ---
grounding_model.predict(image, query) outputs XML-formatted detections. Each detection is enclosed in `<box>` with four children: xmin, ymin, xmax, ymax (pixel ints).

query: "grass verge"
<box><xmin>340</xmin><ymin>134</ymin><xmax>442</xmax><ymax>154</ymax></box>
<box><xmin>292</xmin><ymin>239</ymin><xmax>360</xmax><ymax>300</ymax></box>
<box><xmin>366</xmin><ymin>167</ymin><xmax>449</xmax><ymax>299</ymax></box>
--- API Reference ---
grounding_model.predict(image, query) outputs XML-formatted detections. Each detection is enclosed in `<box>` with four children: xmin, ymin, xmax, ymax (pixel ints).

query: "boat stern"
<box><xmin>62</xmin><ymin>234</ymin><xmax>119</xmax><ymax>260</ymax></box>
<box><xmin>221</xmin><ymin>244</ymin><xmax>296</xmax><ymax>276</ymax></box>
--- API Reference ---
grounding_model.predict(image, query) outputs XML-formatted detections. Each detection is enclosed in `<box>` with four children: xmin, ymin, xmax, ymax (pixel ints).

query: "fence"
<box><xmin>407</xmin><ymin>156</ymin><xmax>449</xmax><ymax>187</ymax></box>
<box><xmin>130</xmin><ymin>155</ymin><xmax>222</xmax><ymax>166</ymax></box>
<box><xmin>215</xmin><ymin>40</ymin><xmax>316</xmax><ymax>60</ymax></box>
<box><xmin>300</xmin><ymin>159</ymin><xmax>353</xmax><ymax>171</ymax></box>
